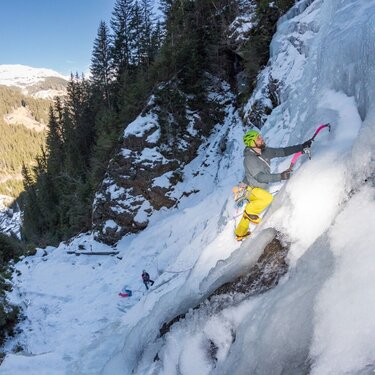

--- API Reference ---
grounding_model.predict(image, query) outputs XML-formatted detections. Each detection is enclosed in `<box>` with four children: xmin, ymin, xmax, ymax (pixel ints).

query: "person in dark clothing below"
<box><xmin>142</xmin><ymin>270</ymin><xmax>154</xmax><ymax>290</ymax></box>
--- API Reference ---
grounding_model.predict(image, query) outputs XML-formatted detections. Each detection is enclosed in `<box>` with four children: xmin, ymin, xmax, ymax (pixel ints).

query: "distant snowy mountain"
<box><xmin>0</xmin><ymin>64</ymin><xmax>68</xmax><ymax>99</ymax></box>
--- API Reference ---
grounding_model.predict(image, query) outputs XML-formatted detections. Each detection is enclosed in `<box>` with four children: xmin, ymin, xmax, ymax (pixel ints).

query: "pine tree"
<box><xmin>63</xmin><ymin>74</ymin><xmax>95</xmax><ymax>177</ymax></box>
<box><xmin>89</xmin><ymin>108</ymin><xmax>118</xmax><ymax>184</ymax></box>
<box><xmin>91</xmin><ymin>21</ymin><xmax>113</xmax><ymax>109</ymax></box>
<box><xmin>20</xmin><ymin>164</ymin><xmax>37</xmax><ymax>242</ymax></box>
<box><xmin>61</xmin><ymin>76</ymin><xmax>95</xmax><ymax>237</ymax></box>
<box><xmin>32</xmin><ymin>150</ymin><xmax>54</xmax><ymax>216</ymax></box>
<box><xmin>150</xmin><ymin>21</ymin><xmax>163</xmax><ymax>62</ymax></box>
<box><xmin>139</xmin><ymin>0</ymin><xmax>155</xmax><ymax>67</ymax></box>
<box><xmin>129</xmin><ymin>1</ymin><xmax>143</xmax><ymax>66</ymax></box>
<box><xmin>46</xmin><ymin>106</ymin><xmax>63</xmax><ymax>175</ymax></box>
<box><xmin>154</xmin><ymin>0</ymin><xmax>207</xmax><ymax>93</ymax></box>
<box><xmin>110</xmin><ymin>0</ymin><xmax>134</xmax><ymax>75</ymax></box>
<box><xmin>21</xmin><ymin>153</ymin><xmax>55</xmax><ymax>245</ymax></box>
<box><xmin>21</xmin><ymin>163</ymin><xmax>33</xmax><ymax>189</ymax></box>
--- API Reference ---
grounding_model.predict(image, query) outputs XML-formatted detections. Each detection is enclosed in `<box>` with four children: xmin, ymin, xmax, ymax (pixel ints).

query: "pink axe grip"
<box><xmin>311</xmin><ymin>123</ymin><xmax>330</xmax><ymax>140</ymax></box>
<box><xmin>290</xmin><ymin>151</ymin><xmax>302</xmax><ymax>167</ymax></box>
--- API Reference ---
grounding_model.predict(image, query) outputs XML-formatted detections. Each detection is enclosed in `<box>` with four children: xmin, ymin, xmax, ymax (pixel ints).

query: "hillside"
<box><xmin>0</xmin><ymin>85</ymin><xmax>51</xmax><ymax>197</ymax></box>
<box><xmin>0</xmin><ymin>65</ymin><xmax>68</xmax><ymax>198</ymax></box>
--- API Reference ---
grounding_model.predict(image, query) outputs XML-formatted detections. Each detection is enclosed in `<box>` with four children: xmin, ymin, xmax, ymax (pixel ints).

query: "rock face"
<box><xmin>92</xmin><ymin>81</ymin><xmax>227</xmax><ymax>245</ymax></box>
<box><xmin>0</xmin><ymin>196</ymin><xmax>21</xmax><ymax>239</ymax></box>
<box><xmin>90</xmin><ymin>2</ymin><xmax>262</xmax><ymax>245</ymax></box>
<box><xmin>159</xmin><ymin>233</ymin><xmax>289</xmax><ymax>337</ymax></box>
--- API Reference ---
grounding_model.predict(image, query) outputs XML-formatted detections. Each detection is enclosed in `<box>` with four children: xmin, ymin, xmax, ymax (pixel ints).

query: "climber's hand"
<box><xmin>302</xmin><ymin>139</ymin><xmax>313</xmax><ymax>152</ymax></box>
<box><xmin>280</xmin><ymin>169</ymin><xmax>292</xmax><ymax>180</ymax></box>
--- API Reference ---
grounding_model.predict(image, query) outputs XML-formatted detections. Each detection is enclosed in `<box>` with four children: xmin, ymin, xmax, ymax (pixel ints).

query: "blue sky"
<box><xmin>0</xmin><ymin>0</ymin><xmax>116</xmax><ymax>76</ymax></box>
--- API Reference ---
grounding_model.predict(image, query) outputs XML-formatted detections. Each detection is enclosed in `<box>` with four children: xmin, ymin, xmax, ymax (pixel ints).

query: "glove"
<box><xmin>280</xmin><ymin>169</ymin><xmax>292</xmax><ymax>180</ymax></box>
<box><xmin>301</xmin><ymin>139</ymin><xmax>312</xmax><ymax>152</ymax></box>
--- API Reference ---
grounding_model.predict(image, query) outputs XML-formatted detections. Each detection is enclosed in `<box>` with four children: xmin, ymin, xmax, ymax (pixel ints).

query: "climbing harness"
<box><xmin>232</xmin><ymin>182</ymin><xmax>253</xmax><ymax>208</ymax></box>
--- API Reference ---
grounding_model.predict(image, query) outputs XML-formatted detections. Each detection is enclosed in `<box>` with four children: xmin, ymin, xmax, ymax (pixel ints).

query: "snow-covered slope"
<box><xmin>2</xmin><ymin>0</ymin><xmax>375</xmax><ymax>374</ymax></box>
<box><xmin>2</xmin><ymin>92</ymin><xmax>245</xmax><ymax>374</ymax></box>
<box><xmin>0</xmin><ymin>64</ymin><xmax>67</xmax><ymax>98</ymax></box>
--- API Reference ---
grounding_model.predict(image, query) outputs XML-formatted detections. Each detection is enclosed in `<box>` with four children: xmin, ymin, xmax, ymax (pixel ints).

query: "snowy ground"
<box><xmin>3</xmin><ymin>0</ymin><xmax>375</xmax><ymax>374</ymax></box>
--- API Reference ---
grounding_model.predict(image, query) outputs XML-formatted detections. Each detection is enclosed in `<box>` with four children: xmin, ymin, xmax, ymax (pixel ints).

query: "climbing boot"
<box><xmin>235</xmin><ymin>231</ymin><xmax>251</xmax><ymax>241</ymax></box>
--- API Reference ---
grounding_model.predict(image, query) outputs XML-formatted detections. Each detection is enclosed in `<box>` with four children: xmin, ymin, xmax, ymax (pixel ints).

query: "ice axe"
<box><xmin>289</xmin><ymin>123</ymin><xmax>331</xmax><ymax>170</ymax></box>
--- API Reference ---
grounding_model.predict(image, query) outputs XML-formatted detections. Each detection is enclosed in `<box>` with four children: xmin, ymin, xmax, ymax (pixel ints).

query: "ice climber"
<box><xmin>234</xmin><ymin>130</ymin><xmax>312</xmax><ymax>241</ymax></box>
<box><xmin>142</xmin><ymin>270</ymin><xmax>154</xmax><ymax>290</ymax></box>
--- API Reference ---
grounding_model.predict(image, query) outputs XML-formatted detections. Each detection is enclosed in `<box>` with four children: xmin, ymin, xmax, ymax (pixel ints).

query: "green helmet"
<box><xmin>243</xmin><ymin>130</ymin><xmax>260</xmax><ymax>147</ymax></box>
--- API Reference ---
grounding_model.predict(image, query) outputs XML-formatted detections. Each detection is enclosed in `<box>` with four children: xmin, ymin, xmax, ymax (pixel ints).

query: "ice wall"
<box><xmin>219</xmin><ymin>0</ymin><xmax>375</xmax><ymax>374</ymax></box>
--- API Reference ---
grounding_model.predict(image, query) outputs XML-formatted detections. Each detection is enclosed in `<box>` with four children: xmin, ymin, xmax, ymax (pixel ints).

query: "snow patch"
<box><xmin>152</xmin><ymin>171</ymin><xmax>174</xmax><ymax>189</ymax></box>
<box><xmin>123</xmin><ymin>113</ymin><xmax>159</xmax><ymax>140</ymax></box>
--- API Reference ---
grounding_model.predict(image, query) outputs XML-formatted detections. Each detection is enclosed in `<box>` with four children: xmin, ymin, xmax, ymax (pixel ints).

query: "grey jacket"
<box><xmin>243</xmin><ymin>144</ymin><xmax>302</xmax><ymax>189</ymax></box>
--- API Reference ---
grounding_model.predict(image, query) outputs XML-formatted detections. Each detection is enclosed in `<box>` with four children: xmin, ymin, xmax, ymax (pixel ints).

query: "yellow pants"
<box><xmin>234</xmin><ymin>187</ymin><xmax>273</xmax><ymax>237</ymax></box>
